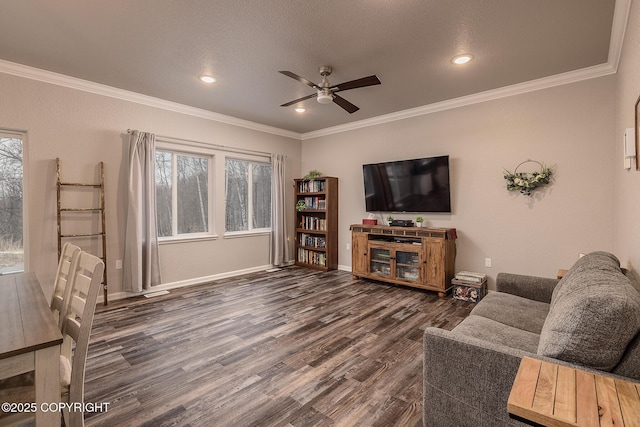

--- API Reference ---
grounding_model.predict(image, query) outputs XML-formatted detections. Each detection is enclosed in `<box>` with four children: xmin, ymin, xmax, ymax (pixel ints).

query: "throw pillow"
<box><xmin>538</xmin><ymin>252</ymin><xmax>640</xmax><ymax>371</ymax></box>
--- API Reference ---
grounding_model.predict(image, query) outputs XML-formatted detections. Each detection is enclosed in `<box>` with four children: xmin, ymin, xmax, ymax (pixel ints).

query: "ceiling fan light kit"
<box><xmin>317</xmin><ymin>91</ymin><xmax>333</xmax><ymax>104</ymax></box>
<box><xmin>279</xmin><ymin>66</ymin><xmax>381</xmax><ymax>114</ymax></box>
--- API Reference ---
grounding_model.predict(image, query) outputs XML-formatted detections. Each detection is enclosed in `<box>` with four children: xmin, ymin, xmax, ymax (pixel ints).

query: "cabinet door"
<box><xmin>424</xmin><ymin>239</ymin><xmax>445</xmax><ymax>289</ymax></box>
<box><xmin>369</xmin><ymin>247</ymin><xmax>392</xmax><ymax>277</ymax></box>
<box><xmin>352</xmin><ymin>232</ymin><xmax>368</xmax><ymax>275</ymax></box>
<box><xmin>395</xmin><ymin>250</ymin><xmax>420</xmax><ymax>282</ymax></box>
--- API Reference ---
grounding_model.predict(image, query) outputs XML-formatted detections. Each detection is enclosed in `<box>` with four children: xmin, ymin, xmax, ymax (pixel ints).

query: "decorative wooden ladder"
<box><xmin>56</xmin><ymin>158</ymin><xmax>108</xmax><ymax>305</ymax></box>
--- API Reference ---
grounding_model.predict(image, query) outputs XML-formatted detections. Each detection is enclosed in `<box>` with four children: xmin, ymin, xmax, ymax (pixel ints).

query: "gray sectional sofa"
<box><xmin>423</xmin><ymin>251</ymin><xmax>640</xmax><ymax>427</ymax></box>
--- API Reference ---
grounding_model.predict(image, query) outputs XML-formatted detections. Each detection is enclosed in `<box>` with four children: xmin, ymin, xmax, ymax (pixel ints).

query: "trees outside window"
<box><xmin>225</xmin><ymin>158</ymin><xmax>271</xmax><ymax>233</ymax></box>
<box><xmin>155</xmin><ymin>150</ymin><xmax>210</xmax><ymax>238</ymax></box>
<box><xmin>0</xmin><ymin>135</ymin><xmax>24</xmax><ymax>273</ymax></box>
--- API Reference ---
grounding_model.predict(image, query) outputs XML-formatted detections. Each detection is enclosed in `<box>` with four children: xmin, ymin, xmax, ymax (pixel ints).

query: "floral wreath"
<box><xmin>503</xmin><ymin>160</ymin><xmax>554</xmax><ymax>196</ymax></box>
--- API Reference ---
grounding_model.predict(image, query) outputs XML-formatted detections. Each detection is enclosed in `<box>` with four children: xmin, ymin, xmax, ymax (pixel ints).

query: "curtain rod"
<box><xmin>126</xmin><ymin>129</ymin><xmax>277</xmax><ymax>158</ymax></box>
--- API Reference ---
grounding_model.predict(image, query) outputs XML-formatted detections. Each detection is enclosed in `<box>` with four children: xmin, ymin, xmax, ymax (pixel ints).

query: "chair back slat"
<box><xmin>51</xmin><ymin>242</ymin><xmax>81</xmax><ymax>328</ymax></box>
<box><xmin>60</xmin><ymin>251</ymin><xmax>104</xmax><ymax>427</ymax></box>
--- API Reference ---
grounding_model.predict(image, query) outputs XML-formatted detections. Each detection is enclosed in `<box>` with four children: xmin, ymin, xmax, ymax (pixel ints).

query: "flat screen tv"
<box><xmin>362</xmin><ymin>155</ymin><xmax>451</xmax><ymax>213</ymax></box>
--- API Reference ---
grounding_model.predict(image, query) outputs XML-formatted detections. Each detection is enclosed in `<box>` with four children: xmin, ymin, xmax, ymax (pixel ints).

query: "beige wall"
<box><xmin>4</xmin><ymin>10</ymin><xmax>639</xmax><ymax>298</ymax></box>
<box><xmin>614</xmin><ymin>0</ymin><xmax>640</xmax><ymax>279</ymax></box>
<box><xmin>0</xmin><ymin>73</ymin><xmax>301</xmax><ymax>300</ymax></box>
<box><xmin>301</xmin><ymin>76</ymin><xmax>618</xmax><ymax>287</ymax></box>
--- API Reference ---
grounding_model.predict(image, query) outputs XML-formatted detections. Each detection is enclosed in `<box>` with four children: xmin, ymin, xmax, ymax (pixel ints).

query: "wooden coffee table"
<box><xmin>508</xmin><ymin>357</ymin><xmax>640</xmax><ymax>427</ymax></box>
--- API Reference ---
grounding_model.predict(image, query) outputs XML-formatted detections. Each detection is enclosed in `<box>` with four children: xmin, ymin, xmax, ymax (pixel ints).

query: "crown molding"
<box><xmin>0</xmin><ymin>59</ymin><xmax>301</xmax><ymax>140</ymax></box>
<box><xmin>302</xmin><ymin>0</ymin><xmax>631</xmax><ymax>140</ymax></box>
<box><xmin>608</xmin><ymin>0</ymin><xmax>632</xmax><ymax>70</ymax></box>
<box><xmin>302</xmin><ymin>62</ymin><xmax>617</xmax><ymax>140</ymax></box>
<box><xmin>0</xmin><ymin>57</ymin><xmax>620</xmax><ymax>143</ymax></box>
<box><xmin>1</xmin><ymin>0</ymin><xmax>630</xmax><ymax>143</ymax></box>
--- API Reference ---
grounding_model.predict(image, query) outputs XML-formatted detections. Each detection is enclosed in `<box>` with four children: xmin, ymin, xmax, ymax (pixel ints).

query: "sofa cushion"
<box><xmin>454</xmin><ymin>315</ymin><xmax>540</xmax><ymax>353</ymax></box>
<box><xmin>613</xmin><ymin>331</ymin><xmax>640</xmax><ymax>380</ymax></box>
<box><xmin>538</xmin><ymin>251</ymin><xmax>640</xmax><ymax>371</ymax></box>
<box><xmin>624</xmin><ymin>269</ymin><xmax>640</xmax><ymax>294</ymax></box>
<box><xmin>550</xmin><ymin>251</ymin><xmax>621</xmax><ymax>309</ymax></box>
<box><xmin>470</xmin><ymin>292</ymin><xmax>550</xmax><ymax>334</ymax></box>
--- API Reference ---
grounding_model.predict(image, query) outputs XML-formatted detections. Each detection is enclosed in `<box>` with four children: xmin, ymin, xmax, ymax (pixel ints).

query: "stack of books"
<box><xmin>453</xmin><ymin>271</ymin><xmax>487</xmax><ymax>285</ymax></box>
<box><xmin>452</xmin><ymin>271</ymin><xmax>487</xmax><ymax>302</ymax></box>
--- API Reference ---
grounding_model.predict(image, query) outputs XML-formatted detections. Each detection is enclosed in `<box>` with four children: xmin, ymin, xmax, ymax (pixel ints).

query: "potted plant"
<box><xmin>303</xmin><ymin>169</ymin><xmax>323</xmax><ymax>181</ymax></box>
<box><xmin>386</xmin><ymin>215</ymin><xmax>394</xmax><ymax>226</ymax></box>
<box><xmin>296</xmin><ymin>200</ymin><xmax>307</xmax><ymax>211</ymax></box>
<box><xmin>415</xmin><ymin>216</ymin><xmax>424</xmax><ymax>227</ymax></box>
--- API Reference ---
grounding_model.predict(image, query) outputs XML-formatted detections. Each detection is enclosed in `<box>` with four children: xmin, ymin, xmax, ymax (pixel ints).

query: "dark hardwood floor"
<box><xmin>84</xmin><ymin>267</ymin><xmax>473</xmax><ymax>427</ymax></box>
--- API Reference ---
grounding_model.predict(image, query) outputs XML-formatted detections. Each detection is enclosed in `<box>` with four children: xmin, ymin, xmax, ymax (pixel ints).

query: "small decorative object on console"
<box><xmin>362</xmin><ymin>219</ymin><xmax>377</xmax><ymax>225</ymax></box>
<box><xmin>452</xmin><ymin>271</ymin><xmax>487</xmax><ymax>303</ymax></box>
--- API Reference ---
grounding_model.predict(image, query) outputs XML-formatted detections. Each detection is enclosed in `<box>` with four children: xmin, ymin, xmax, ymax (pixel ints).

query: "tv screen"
<box><xmin>363</xmin><ymin>155</ymin><xmax>451</xmax><ymax>213</ymax></box>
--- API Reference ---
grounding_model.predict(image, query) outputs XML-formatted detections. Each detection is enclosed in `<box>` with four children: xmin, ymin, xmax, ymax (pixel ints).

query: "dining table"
<box><xmin>0</xmin><ymin>272</ymin><xmax>62</xmax><ymax>426</ymax></box>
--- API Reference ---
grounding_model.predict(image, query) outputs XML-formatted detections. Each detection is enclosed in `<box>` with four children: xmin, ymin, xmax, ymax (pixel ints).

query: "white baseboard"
<box><xmin>96</xmin><ymin>264</ymin><xmax>274</xmax><ymax>304</ymax></box>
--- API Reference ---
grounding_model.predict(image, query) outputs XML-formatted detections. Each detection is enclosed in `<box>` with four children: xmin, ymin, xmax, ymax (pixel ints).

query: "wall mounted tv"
<box><xmin>362</xmin><ymin>155</ymin><xmax>451</xmax><ymax>213</ymax></box>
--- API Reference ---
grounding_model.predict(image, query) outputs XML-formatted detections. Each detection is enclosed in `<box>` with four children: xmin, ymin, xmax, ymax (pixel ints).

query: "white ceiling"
<box><xmin>0</xmin><ymin>0</ymin><xmax>626</xmax><ymax>135</ymax></box>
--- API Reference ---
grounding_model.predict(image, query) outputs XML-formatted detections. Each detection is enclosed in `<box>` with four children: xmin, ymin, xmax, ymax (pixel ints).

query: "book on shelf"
<box><xmin>299</xmin><ymin>233</ymin><xmax>326</xmax><ymax>248</ymax></box>
<box><xmin>297</xmin><ymin>180</ymin><xmax>326</xmax><ymax>193</ymax></box>
<box><xmin>300</xmin><ymin>196</ymin><xmax>324</xmax><ymax>210</ymax></box>
<box><xmin>297</xmin><ymin>248</ymin><xmax>326</xmax><ymax>266</ymax></box>
<box><xmin>300</xmin><ymin>215</ymin><xmax>327</xmax><ymax>231</ymax></box>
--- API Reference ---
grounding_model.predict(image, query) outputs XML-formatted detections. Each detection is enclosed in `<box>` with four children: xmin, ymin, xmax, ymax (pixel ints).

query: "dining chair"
<box><xmin>59</xmin><ymin>250</ymin><xmax>104</xmax><ymax>427</ymax></box>
<box><xmin>0</xmin><ymin>251</ymin><xmax>104</xmax><ymax>427</ymax></box>
<box><xmin>51</xmin><ymin>241</ymin><xmax>82</xmax><ymax>328</ymax></box>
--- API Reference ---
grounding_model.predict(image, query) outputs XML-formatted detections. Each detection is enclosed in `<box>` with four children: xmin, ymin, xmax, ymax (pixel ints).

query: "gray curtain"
<box><xmin>124</xmin><ymin>130</ymin><xmax>161</xmax><ymax>292</ymax></box>
<box><xmin>271</xmin><ymin>154</ymin><xmax>289</xmax><ymax>266</ymax></box>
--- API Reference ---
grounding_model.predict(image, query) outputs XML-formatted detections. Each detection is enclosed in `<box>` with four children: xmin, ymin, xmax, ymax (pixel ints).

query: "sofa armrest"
<box><xmin>496</xmin><ymin>272</ymin><xmax>559</xmax><ymax>303</ymax></box>
<box><xmin>423</xmin><ymin>327</ymin><xmax>533</xmax><ymax>426</ymax></box>
<box><xmin>423</xmin><ymin>327</ymin><xmax>634</xmax><ymax>427</ymax></box>
<box><xmin>423</xmin><ymin>327</ymin><xmax>635</xmax><ymax>427</ymax></box>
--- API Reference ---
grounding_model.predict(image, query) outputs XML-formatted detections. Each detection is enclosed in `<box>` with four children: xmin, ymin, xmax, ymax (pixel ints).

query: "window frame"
<box><xmin>155</xmin><ymin>142</ymin><xmax>215</xmax><ymax>243</ymax></box>
<box><xmin>0</xmin><ymin>129</ymin><xmax>28</xmax><ymax>273</ymax></box>
<box><xmin>224</xmin><ymin>156</ymin><xmax>272</xmax><ymax>237</ymax></box>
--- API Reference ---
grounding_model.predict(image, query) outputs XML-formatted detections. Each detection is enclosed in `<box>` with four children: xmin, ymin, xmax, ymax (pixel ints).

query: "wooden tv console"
<box><xmin>350</xmin><ymin>224</ymin><xmax>457</xmax><ymax>297</ymax></box>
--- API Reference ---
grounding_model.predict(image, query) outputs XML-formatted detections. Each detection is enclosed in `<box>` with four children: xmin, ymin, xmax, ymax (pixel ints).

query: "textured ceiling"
<box><xmin>0</xmin><ymin>0</ymin><xmax>618</xmax><ymax>134</ymax></box>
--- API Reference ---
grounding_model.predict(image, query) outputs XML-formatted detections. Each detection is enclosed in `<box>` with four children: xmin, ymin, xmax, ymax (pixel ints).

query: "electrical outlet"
<box><xmin>346</xmin><ymin>243</ymin><xmax>351</xmax><ymax>251</ymax></box>
<box><xmin>485</xmin><ymin>258</ymin><xmax>492</xmax><ymax>268</ymax></box>
<box><xmin>115</xmin><ymin>259</ymin><xmax>123</xmax><ymax>270</ymax></box>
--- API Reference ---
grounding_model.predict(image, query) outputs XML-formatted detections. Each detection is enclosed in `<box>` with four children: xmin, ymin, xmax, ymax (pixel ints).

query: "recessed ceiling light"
<box><xmin>452</xmin><ymin>54</ymin><xmax>474</xmax><ymax>65</ymax></box>
<box><xmin>200</xmin><ymin>75</ymin><xmax>217</xmax><ymax>83</ymax></box>
<box><xmin>294</xmin><ymin>107</ymin><xmax>306</xmax><ymax>113</ymax></box>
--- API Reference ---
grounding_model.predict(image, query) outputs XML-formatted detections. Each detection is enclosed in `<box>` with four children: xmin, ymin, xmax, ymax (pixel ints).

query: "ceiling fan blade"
<box><xmin>279</xmin><ymin>71</ymin><xmax>319</xmax><ymax>89</ymax></box>
<box><xmin>331</xmin><ymin>75</ymin><xmax>381</xmax><ymax>92</ymax></box>
<box><xmin>280</xmin><ymin>93</ymin><xmax>317</xmax><ymax>107</ymax></box>
<box><xmin>332</xmin><ymin>94</ymin><xmax>359</xmax><ymax>114</ymax></box>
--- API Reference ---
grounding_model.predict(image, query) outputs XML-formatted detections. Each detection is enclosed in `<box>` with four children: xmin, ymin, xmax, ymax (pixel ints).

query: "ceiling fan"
<box><xmin>279</xmin><ymin>66</ymin><xmax>381</xmax><ymax>114</ymax></box>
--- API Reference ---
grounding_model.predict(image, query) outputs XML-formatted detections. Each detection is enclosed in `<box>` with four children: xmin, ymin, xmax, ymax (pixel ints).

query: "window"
<box><xmin>225</xmin><ymin>158</ymin><xmax>272</xmax><ymax>233</ymax></box>
<box><xmin>0</xmin><ymin>133</ymin><xmax>24</xmax><ymax>273</ymax></box>
<box><xmin>155</xmin><ymin>150</ymin><xmax>211</xmax><ymax>238</ymax></box>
